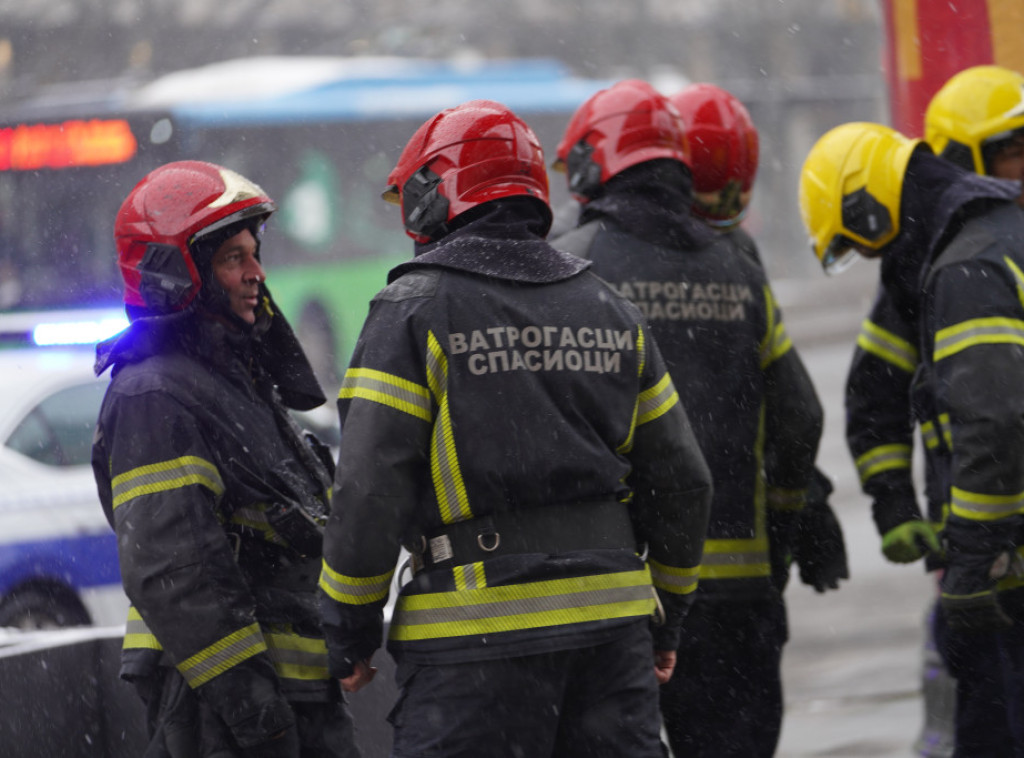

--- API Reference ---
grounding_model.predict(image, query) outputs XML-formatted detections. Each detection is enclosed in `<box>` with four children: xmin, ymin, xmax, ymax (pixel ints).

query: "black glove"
<box><xmin>793</xmin><ymin>470</ymin><xmax>850</xmax><ymax>592</ymax></box>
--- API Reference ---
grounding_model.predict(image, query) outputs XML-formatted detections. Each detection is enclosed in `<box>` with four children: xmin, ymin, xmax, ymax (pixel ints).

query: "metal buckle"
<box><xmin>477</xmin><ymin>531</ymin><xmax>501</xmax><ymax>552</ymax></box>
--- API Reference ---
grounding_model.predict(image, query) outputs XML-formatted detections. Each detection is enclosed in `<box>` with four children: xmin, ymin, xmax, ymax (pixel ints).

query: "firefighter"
<box><xmin>318</xmin><ymin>100</ymin><xmax>712</xmax><ymax>758</ymax></box>
<box><xmin>669</xmin><ymin>82</ymin><xmax>849</xmax><ymax>597</ymax></box>
<box><xmin>841</xmin><ymin>65</ymin><xmax>1024</xmax><ymax>756</ymax></box>
<box><xmin>799</xmin><ymin>121</ymin><xmax>1024</xmax><ymax>755</ymax></box>
<box><xmin>551</xmin><ymin>79</ymin><xmax>824</xmax><ymax>758</ymax></box>
<box><xmin>92</xmin><ymin>161</ymin><xmax>358</xmax><ymax>757</ymax></box>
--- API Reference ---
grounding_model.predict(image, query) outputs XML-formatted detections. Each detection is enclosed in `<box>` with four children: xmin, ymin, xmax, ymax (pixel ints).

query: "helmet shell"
<box><xmin>115</xmin><ymin>160</ymin><xmax>276</xmax><ymax>311</ymax></box>
<box><xmin>383</xmin><ymin>100</ymin><xmax>551</xmax><ymax>243</ymax></box>
<box><xmin>554</xmin><ymin>79</ymin><xmax>690</xmax><ymax>202</ymax></box>
<box><xmin>670</xmin><ymin>83</ymin><xmax>758</xmax><ymax>226</ymax></box>
<box><xmin>798</xmin><ymin>122</ymin><xmax>923</xmax><ymax>273</ymax></box>
<box><xmin>925</xmin><ymin>65</ymin><xmax>1024</xmax><ymax>175</ymax></box>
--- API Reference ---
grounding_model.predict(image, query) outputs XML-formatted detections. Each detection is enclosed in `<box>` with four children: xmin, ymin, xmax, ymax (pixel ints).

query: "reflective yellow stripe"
<box><xmin>766</xmin><ymin>486</ymin><xmax>807</xmax><ymax>512</ymax></box>
<box><xmin>231</xmin><ymin>505</ymin><xmax>288</xmax><ymax>546</ymax></box>
<box><xmin>921</xmin><ymin>415</ymin><xmax>952</xmax><ymax>451</ymax></box>
<box><xmin>856</xmin><ymin>444</ymin><xmax>912</xmax><ymax>484</ymax></box>
<box><xmin>111</xmin><ymin>455</ymin><xmax>224</xmax><ymax>510</ymax></box>
<box><xmin>950</xmin><ymin>486</ymin><xmax>1024</xmax><ymax>521</ymax></box>
<box><xmin>426</xmin><ymin>331</ymin><xmax>472</xmax><ymax>524</ymax></box>
<box><xmin>319</xmin><ymin>560</ymin><xmax>394</xmax><ymax>605</ymax></box>
<box><xmin>637</xmin><ymin>372</ymin><xmax>679</xmax><ymax>426</ymax></box>
<box><xmin>177</xmin><ymin>623</ymin><xmax>267</xmax><ymax>689</ymax></box>
<box><xmin>934</xmin><ymin>317</ymin><xmax>1024</xmax><ymax>362</ymax></box>
<box><xmin>617</xmin><ymin>325</ymin><xmax>645</xmax><ymax>455</ymax></box>
<box><xmin>648</xmin><ymin>558</ymin><xmax>699</xmax><ymax>595</ymax></box>
<box><xmin>338</xmin><ymin>367</ymin><xmax>432</xmax><ymax>421</ymax></box>
<box><xmin>1004</xmin><ymin>256</ymin><xmax>1024</xmax><ymax>311</ymax></box>
<box><xmin>857</xmin><ymin>318</ymin><xmax>917</xmax><ymax>373</ymax></box>
<box><xmin>265</xmin><ymin>631</ymin><xmax>329</xmax><ymax>681</ymax></box>
<box><xmin>760</xmin><ymin>287</ymin><xmax>792</xmax><ymax>368</ymax></box>
<box><xmin>123</xmin><ymin>606</ymin><xmax>162</xmax><ymax>651</ymax></box>
<box><xmin>453</xmin><ymin>562</ymin><xmax>486</xmax><ymax>591</ymax></box>
<box><xmin>699</xmin><ymin>538</ymin><xmax>770</xmax><ymax>579</ymax></box>
<box><xmin>389</xmin><ymin>569</ymin><xmax>656</xmax><ymax>641</ymax></box>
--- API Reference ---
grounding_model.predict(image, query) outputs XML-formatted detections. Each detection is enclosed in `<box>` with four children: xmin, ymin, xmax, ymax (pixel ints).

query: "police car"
<box><xmin>0</xmin><ymin>334</ymin><xmax>126</xmax><ymax>630</ymax></box>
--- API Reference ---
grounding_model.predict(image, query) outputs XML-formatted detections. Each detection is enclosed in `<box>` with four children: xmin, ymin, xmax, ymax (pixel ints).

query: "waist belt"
<box><xmin>413</xmin><ymin>501</ymin><xmax>637</xmax><ymax>571</ymax></box>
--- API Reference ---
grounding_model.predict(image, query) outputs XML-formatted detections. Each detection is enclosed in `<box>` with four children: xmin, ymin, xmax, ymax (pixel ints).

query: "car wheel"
<box><xmin>0</xmin><ymin>586</ymin><xmax>90</xmax><ymax>630</ymax></box>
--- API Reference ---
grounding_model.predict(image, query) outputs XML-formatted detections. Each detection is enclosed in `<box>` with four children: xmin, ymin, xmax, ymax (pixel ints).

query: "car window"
<box><xmin>5</xmin><ymin>382</ymin><xmax>106</xmax><ymax>467</ymax></box>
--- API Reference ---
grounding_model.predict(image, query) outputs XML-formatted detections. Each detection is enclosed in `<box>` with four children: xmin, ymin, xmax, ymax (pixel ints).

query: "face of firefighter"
<box><xmin>988</xmin><ymin>135</ymin><xmax>1024</xmax><ymax>207</ymax></box>
<box><xmin>210</xmin><ymin>228</ymin><xmax>265</xmax><ymax>324</ymax></box>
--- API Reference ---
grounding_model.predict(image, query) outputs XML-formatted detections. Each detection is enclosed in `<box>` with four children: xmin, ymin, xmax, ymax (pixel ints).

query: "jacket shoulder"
<box><xmin>376</xmin><ymin>268</ymin><xmax>442</xmax><ymax>303</ymax></box>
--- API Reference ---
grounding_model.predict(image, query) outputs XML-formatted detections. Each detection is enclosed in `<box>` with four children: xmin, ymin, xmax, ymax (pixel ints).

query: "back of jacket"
<box><xmin>320</xmin><ymin>241</ymin><xmax>712</xmax><ymax>671</ymax></box>
<box><xmin>558</xmin><ymin>219</ymin><xmax>822</xmax><ymax>598</ymax></box>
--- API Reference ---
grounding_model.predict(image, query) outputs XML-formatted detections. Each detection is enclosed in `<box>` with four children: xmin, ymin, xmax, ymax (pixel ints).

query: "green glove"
<box><xmin>881</xmin><ymin>520</ymin><xmax>941</xmax><ymax>563</ymax></box>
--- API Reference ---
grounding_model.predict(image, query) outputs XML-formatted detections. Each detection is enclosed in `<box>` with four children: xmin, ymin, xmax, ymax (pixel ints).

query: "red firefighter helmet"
<box><xmin>382</xmin><ymin>99</ymin><xmax>551</xmax><ymax>243</ymax></box>
<box><xmin>114</xmin><ymin>160</ymin><xmax>276</xmax><ymax>312</ymax></box>
<box><xmin>670</xmin><ymin>83</ymin><xmax>759</xmax><ymax>227</ymax></box>
<box><xmin>553</xmin><ymin>79</ymin><xmax>690</xmax><ymax>202</ymax></box>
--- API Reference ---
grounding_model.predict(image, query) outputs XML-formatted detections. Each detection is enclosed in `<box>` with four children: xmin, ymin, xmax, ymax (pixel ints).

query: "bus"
<box><xmin>0</xmin><ymin>56</ymin><xmax>612</xmax><ymax>388</ymax></box>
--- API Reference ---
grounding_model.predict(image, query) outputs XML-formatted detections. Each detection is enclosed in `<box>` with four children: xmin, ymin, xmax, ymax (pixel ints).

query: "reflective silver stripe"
<box><xmin>390</xmin><ymin>570</ymin><xmax>656</xmax><ymax>641</ymax></box>
<box><xmin>934</xmin><ymin>317</ymin><xmax>1024</xmax><ymax>362</ymax></box>
<box><xmin>857</xmin><ymin>319</ymin><xmax>917</xmax><ymax>373</ymax></box>
<box><xmin>637</xmin><ymin>372</ymin><xmax>679</xmax><ymax>426</ymax></box>
<box><xmin>338</xmin><ymin>367</ymin><xmax>432</xmax><ymax>420</ymax></box>
<box><xmin>265</xmin><ymin>632</ymin><xmax>329</xmax><ymax>681</ymax></box>
<box><xmin>177</xmin><ymin>623</ymin><xmax>267</xmax><ymax>688</ymax></box>
<box><xmin>319</xmin><ymin>560</ymin><xmax>393</xmax><ymax>604</ymax></box>
<box><xmin>426</xmin><ymin>331</ymin><xmax>472</xmax><ymax>524</ymax></box>
<box><xmin>951</xmin><ymin>486</ymin><xmax>1024</xmax><ymax>521</ymax></box>
<box><xmin>111</xmin><ymin>455</ymin><xmax>224</xmax><ymax>510</ymax></box>
<box><xmin>648</xmin><ymin>559</ymin><xmax>698</xmax><ymax>595</ymax></box>
<box><xmin>855</xmin><ymin>444</ymin><xmax>911</xmax><ymax>484</ymax></box>
<box><xmin>123</xmin><ymin>606</ymin><xmax>162</xmax><ymax>651</ymax></box>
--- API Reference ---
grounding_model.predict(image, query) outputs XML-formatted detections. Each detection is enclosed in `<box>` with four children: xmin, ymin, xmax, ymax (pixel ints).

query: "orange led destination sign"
<box><xmin>0</xmin><ymin>118</ymin><xmax>138</xmax><ymax>171</ymax></box>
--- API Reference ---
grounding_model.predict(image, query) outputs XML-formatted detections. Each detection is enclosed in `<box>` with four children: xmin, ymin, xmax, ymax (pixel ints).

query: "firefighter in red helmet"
<box><xmin>551</xmin><ymin>80</ymin><xmax>824</xmax><ymax>757</ymax></box>
<box><xmin>93</xmin><ymin>161</ymin><xmax>358</xmax><ymax>757</ymax></box>
<box><xmin>318</xmin><ymin>99</ymin><xmax>712</xmax><ymax>758</ymax></box>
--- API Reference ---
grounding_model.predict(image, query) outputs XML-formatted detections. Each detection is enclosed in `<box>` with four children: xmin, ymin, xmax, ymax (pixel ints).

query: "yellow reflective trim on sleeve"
<box><xmin>766</xmin><ymin>486</ymin><xmax>807</xmax><ymax>512</ymax></box>
<box><xmin>759</xmin><ymin>287</ymin><xmax>792</xmax><ymax>368</ymax></box>
<box><xmin>453</xmin><ymin>562</ymin><xmax>487</xmax><ymax>591</ymax></box>
<box><xmin>617</xmin><ymin>326</ymin><xmax>646</xmax><ymax>455</ymax></box>
<box><xmin>698</xmin><ymin>537</ymin><xmax>771</xmax><ymax>579</ymax></box>
<box><xmin>636</xmin><ymin>372</ymin><xmax>679</xmax><ymax>426</ymax></box>
<box><xmin>950</xmin><ymin>486</ymin><xmax>1024</xmax><ymax>521</ymax></box>
<box><xmin>648</xmin><ymin>558</ymin><xmax>699</xmax><ymax>595</ymax></box>
<box><xmin>934</xmin><ymin>317</ymin><xmax>1024</xmax><ymax>362</ymax></box>
<box><xmin>319</xmin><ymin>560</ymin><xmax>394</xmax><ymax>604</ymax></box>
<box><xmin>427</xmin><ymin>331</ymin><xmax>472</xmax><ymax>524</ymax></box>
<box><xmin>389</xmin><ymin>569</ymin><xmax>656</xmax><ymax>642</ymax></box>
<box><xmin>111</xmin><ymin>455</ymin><xmax>224</xmax><ymax>510</ymax></box>
<box><xmin>122</xmin><ymin>606</ymin><xmax>162</xmax><ymax>651</ymax></box>
<box><xmin>921</xmin><ymin>414</ymin><xmax>952</xmax><ymax>451</ymax></box>
<box><xmin>857</xmin><ymin>318</ymin><xmax>918</xmax><ymax>373</ymax></box>
<box><xmin>265</xmin><ymin>630</ymin><xmax>330</xmax><ymax>681</ymax></box>
<box><xmin>177</xmin><ymin>623</ymin><xmax>267</xmax><ymax>689</ymax></box>
<box><xmin>338</xmin><ymin>367</ymin><xmax>432</xmax><ymax>421</ymax></box>
<box><xmin>1004</xmin><ymin>256</ymin><xmax>1024</xmax><ymax>311</ymax></box>
<box><xmin>855</xmin><ymin>444</ymin><xmax>912</xmax><ymax>485</ymax></box>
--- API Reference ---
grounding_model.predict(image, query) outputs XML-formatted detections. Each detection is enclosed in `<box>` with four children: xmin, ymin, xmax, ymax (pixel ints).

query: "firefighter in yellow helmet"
<box><xmin>840</xmin><ymin>65</ymin><xmax>1024</xmax><ymax>756</ymax></box>
<box><xmin>800</xmin><ymin>120</ymin><xmax>1024</xmax><ymax>754</ymax></box>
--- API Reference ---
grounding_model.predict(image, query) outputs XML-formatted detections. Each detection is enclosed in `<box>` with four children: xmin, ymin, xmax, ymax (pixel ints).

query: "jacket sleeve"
<box><xmin>319</xmin><ymin>296</ymin><xmax>433</xmax><ymax>678</ymax></box>
<box><xmin>626</xmin><ymin>325</ymin><xmax>713</xmax><ymax>651</ymax></box>
<box><xmin>845</xmin><ymin>285</ymin><xmax>924</xmax><ymax>535</ymax></box>
<box><xmin>93</xmin><ymin>387</ymin><xmax>291</xmax><ymax>743</ymax></box>
<box><xmin>927</xmin><ymin>256</ymin><xmax>1024</xmax><ymax>557</ymax></box>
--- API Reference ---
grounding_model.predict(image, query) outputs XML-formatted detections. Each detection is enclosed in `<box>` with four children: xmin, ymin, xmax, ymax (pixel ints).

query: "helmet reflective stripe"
<box><xmin>925</xmin><ymin>65</ymin><xmax>1024</xmax><ymax>175</ymax></box>
<box><xmin>798</xmin><ymin>122</ymin><xmax>923</xmax><ymax>272</ymax></box>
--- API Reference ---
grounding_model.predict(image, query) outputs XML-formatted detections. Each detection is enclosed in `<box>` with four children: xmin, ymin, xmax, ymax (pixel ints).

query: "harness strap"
<box><xmin>414</xmin><ymin>500</ymin><xmax>637</xmax><ymax>570</ymax></box>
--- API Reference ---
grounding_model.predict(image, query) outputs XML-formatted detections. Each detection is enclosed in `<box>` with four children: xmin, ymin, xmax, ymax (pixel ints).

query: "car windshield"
<box><xmin>5</xmin><ymin>381</ymin><xmax>107</xmax><ymax>466</ymax></box>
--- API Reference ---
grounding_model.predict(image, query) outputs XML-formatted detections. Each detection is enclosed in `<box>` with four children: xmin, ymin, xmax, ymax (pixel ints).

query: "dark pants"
<box><xmin>388</xmin><ymin>620</ymin><xmax>664</xmax><ymax>758</ymax></box>
<box><xmin>659</xmin><ymin>594</ymin><xmax>788</xmax><ymax>758</ymax></box>
<box><xmin>136</xmin><ymin>667</ymin><xmax>359</xmax><ymax>758</ymax></box>
<box><xmin>935</xmin><ymin>587</ymin><xmax>1024</xmax><ymax>758</ymax></box>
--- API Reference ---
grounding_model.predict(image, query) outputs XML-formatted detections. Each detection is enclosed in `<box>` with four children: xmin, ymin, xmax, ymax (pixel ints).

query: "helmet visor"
<box><xmin>819</xmin><ymin>234</ymin><xmax>861</xmax><ymax>276</ymax></box>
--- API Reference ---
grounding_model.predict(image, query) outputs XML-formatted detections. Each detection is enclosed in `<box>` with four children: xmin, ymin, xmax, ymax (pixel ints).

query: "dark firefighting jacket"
<box><xmin>319</xmin><ymin>203</ymin><xmax>713</xmax><ymax>677</ymax></box>
<box><xmin>553</xmin><ymin>162</ymin><xmax>823</xmax><ymax>600</ymax></box>
<box><xmin>92</xmin><ymin>301</ymin><xmax>336</xmax><ymax>735</ymax></box>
